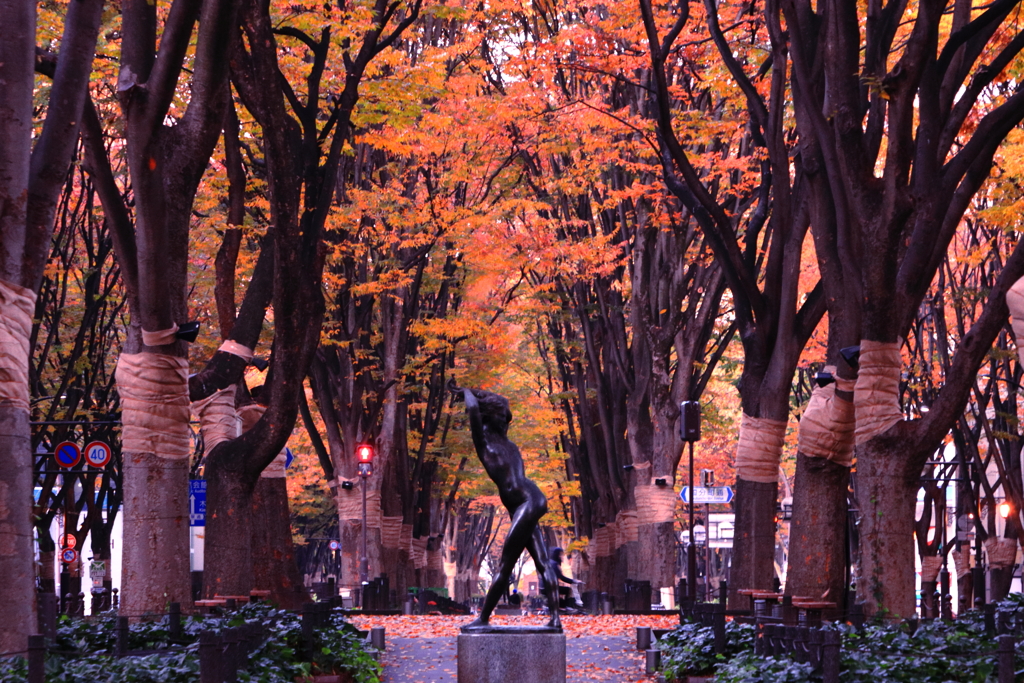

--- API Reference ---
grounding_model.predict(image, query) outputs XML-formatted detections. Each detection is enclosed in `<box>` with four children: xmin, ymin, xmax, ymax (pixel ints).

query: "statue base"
<box><xmin>457</xmin><ymin>628</ymin><xmax>566</xmax><ymax>682</ymax></box>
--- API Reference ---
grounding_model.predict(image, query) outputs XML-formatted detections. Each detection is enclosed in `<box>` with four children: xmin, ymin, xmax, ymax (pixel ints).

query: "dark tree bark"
<box><xmin>774</xmin><ymin>0</ymin><xmax>1024</xmax><ymax>616</ymax></box>
<box><xmin>0</xmin><ymin>0</ymin><xmax>104</xmax><ymax>649</ymax></box>
<box><xmin>202</xmin><ymin>0</ymin><xmax>422</xmax><ymax>597</ymax></box>
<box><xmin>114</xmin><ymin>0</ymin><xmax>239</xmax><ymax>615</ymax></box>
<box><xmin>640</xmin><ymin>0</ymin><xmax>824</xmax><ymax>607</ymax></box>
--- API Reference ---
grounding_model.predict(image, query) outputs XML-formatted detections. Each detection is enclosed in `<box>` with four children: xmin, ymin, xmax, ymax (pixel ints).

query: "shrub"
<box><xmin>0</xmin><ymin>602</ymin><xmax>380</xmax><ymax>683</ymax></box>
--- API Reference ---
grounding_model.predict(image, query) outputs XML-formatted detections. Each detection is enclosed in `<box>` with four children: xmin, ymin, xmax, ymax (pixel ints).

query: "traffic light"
<box><xmin>356</xmin><ymin>443</ymin><xmax>374</xmax><ymax>477</ymax></box>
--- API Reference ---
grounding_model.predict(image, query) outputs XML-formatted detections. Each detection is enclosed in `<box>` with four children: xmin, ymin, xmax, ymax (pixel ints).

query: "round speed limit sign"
<box><xmin>84</xmin><ymin>441</ymin><xmax>112</xmax><ymax>468</ymax></box>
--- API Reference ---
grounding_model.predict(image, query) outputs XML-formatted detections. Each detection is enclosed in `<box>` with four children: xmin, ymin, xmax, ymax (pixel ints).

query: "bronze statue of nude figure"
<box><xmin>450</xmin><ymin>381</ymin><xmax>561</xmax><ymax>631</ymax></box>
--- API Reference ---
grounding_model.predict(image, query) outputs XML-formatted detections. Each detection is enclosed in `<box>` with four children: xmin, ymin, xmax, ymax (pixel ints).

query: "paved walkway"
<box><xmin>351</xmin><ymin>613</ymin><xmax>674</xmax><ymax>682</ymax></box>
<box><xmin>381</xmin><ymin>634</ymin><xmax>655</xmax><ymax>682</ymax></box>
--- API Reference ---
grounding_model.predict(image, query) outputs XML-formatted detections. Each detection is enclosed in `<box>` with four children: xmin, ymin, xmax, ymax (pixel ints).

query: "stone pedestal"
<box><xmin>457</xmin><ymin>628</ymin><xmax>566</xmax><ymax>683</ymax></box>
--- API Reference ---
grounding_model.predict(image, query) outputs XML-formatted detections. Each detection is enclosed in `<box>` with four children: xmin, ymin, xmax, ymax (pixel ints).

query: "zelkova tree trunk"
<box><xmin>244</xmin><ymin>403</ymin><xmax>308</xmax><ymax>609</ymax></box>
<box><xmin>116</xmin><ymin>350</ymin><xmax>194</xmax><ymax>613</ymax></box>
<box><xmin>0</xmin><ymin>288</ymin><xmax>36</xmax><ymax>651</ymax></box>
<box><xmin>728</xmin><ymin>403</ymin><xmax>788</xmax><ymax>607</ymax></box>
<box><xmin>786</xmin><ymin>370</ymin><xmax>855</xmax><ymax>603</ymax></box>
<box><xmin>0</xmin><ymin>0</ymin><xmax>37</xmax><ymax>637</ymax></box>
<box><xmin>1</xmin><ymin>0</ymin><xmax>103</xmax><ymax>647</ymax></box>
<box><xmin>852</xmin><ymin>341</ymin><xmax>924</xmax><ymax>618</ymax></box>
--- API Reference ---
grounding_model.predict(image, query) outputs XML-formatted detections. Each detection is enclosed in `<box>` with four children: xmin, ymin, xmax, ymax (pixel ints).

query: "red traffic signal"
<box><xmin>356</xmin><ymin>444</ymin><xmax>374</xmax><ymax>463</ymax></box>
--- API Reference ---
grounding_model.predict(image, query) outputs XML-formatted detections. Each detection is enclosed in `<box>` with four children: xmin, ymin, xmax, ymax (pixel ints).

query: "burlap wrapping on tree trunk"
<box><xmin>920</xmin><ymin>555</ymin><xmax>944</xmax><ymax>583</ymax></box>
<box><xmin>261</xmin><ymin>450</ymin><xmax>288</xmax><ymax>478</ymax></box>
<box><xmin>615</xmin><ymin>509</ymin><xmax>639</xmax><ymax>546</ymax></box>
<box><xmin>984</xmin><ymin>537</ymin><xmax>1018</xmax><ymax>569</ymax></box>
<box><xmin>381</xmin><ymin>516</ymin><xmax>404</xmax><ymax>549</ymax></box>
<box><xmin>412</xmin><ymin>536</ymin><xmax>428</xmax><ymax>569</ymax></box>
<box><xmin>798</xmin><ymin>367</ymin><xmax>856</xmax><ymax>466</ymax></box>
<box><xmin>401</xmin><ymin>524</ymin><xmax>414</xmax><ymax>554</ymax></box>
<box><xmin>115</xmin><ymin>352</ymin><xmax>191</xmax><ymax>458</ymax></box>
<box><xmin>591</xmin><ymin>525</ymin><xmax>614</xmax><ymax>557</ymax></box>
<box><xmin>238</xmin><ymin>403</ymin><xmax>265</xmax><ymax>432</ymax></box>
<box><xmin>1006</xmin><ymin>276</ymin><xmax>1024</xmax><ymax>357</ymax></box>
<box><xmin>335</xmin><ymin>480</ymin><xmax>381</xmax><ymax>527</ymax></box>
<box><xmin>191</xmin><ymin>385</ymin><xmax>240</xmax><ymax>451</ymax></box>
<box><xmin>951</xmin><ymin>549</ymin><xmax>973</xmax><ymax>579</ymax></box>
<box><xmin>635</xmin><ymin>485</ymin><xmax>677</xmax><ymax>524</ymax></box>
<box><xmin>218</xmin><ymin>340</ymin><xmax>254</xmax><ymax>362</ymax></box>
<box><xmin>854</xmin><ymin>340</ymin><xmax>904</xmax><ymax>445</ymax></box>
<box><xmin>736</xmin><ymin>413</ymin><xmax>787</xmax><ymax>483</ymax></box>
<box><xmin>604</xmin><ymin>521</ymin><xmax>618</xmax><ymax>551</ymax></box>
<box><xmin>428</xmin><ymin>547</ymin><xmax>444</xmax><ymax>573</ymax></box>
<box><xmin>443</xmin><ymin>559</ymin><xmax>457</xmax><ymax>580</ymax></box>
<box><xmin>0</xmin><ymin>279</ymin><xmax>35</xmax><ymax>411</ymax></box>
<box><xmin>236</xmin><ymin>402</ymin><xmax>287</xmax><ymax>478</ymax></box>
<box><xmin>142</xmin><ymin>324</ymin><xmax>179</xmax><ymax>347</ymax></box>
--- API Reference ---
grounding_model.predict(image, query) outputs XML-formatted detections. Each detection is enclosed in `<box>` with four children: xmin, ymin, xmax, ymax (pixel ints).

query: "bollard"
<box><xmin>601</xmin><ymin>593</ymin><xmax>613</xmax><ymax>615</ymax></box>
<box><xmin>636</xmin><ymin>626</ymin><xmax>651</xmax><ymax>651</ymax></box>
<box><xmin>645</xmin><ymin>648</ymin><xmax>661</xmax><ymax>674</ymax></box>
<box><xmin>770</xmin><ymin>625</ymin><xmax>784</xmax><ymax>658</ymax></box>
<box><xmin>848</xmin><ymin>601</ymin><xmax>864</xmax><ymax>629</ymax></box>
<box><xmin>713</xmin><ymin>602</ymin><xmax>726</xmax><ymax>654</ymax></box>
<box><xmin>39</xmin><ymin>592</ymin><xmax>57</xmax><ymax>643</ymax></box>
<box><xmin>199</xmin><ymin>631</ymin><xmax>221</xmax><ymax>683</ymax></box>
<box><xmin>984</xmin><ymin>603</ymin><xmax>996</xmax><ymax>635</ymax></box>
<box><xmin>403</xmin><ymin>595</ymin><xmax>414</xmax><ymax>615</ymax></box>
<box><xmin>998</xmin><ymin>634</ymin><xmax>1014</xmax><ymax>683</ymax></box>
<box><xmin>116</xmin><ymin>615</ymin><xmax>129</xmax><ymax>657</ymax></box>
<box><xmin>792</xmin><ymin>627</ymin><xmax>808</xmax><ymax>664</ymax></box>
<box><xmin>169</xmin><ymin>602</ymin><xmax>182</xmax><ymax>640</ymax></box>
<box><xmin>223</xmin><ymin>627</ymin><xmax>240</xmax><ymax>683</ymax></box>
<box><xmin>370</xmin><ymin>626</ymin><xmax>386</xmax><ymax>651</ymax></box>
<box><xmin>808</xmin><ymin>628</ymin><xmax>823</xmax><ymax>669</ymax></box>
<box><xmin>27</xmin><ymin>634</ymin><xmax>45</xmax><ymax>683</ymax></box>
<box><xmin>301</xmin><ymin>603</ymin><xmax>316</xmax><ymax>658</ymax></box>
<box><xmin>821</xmin><ymin>630</ymin><xmax>840</xmax><ymax>683</ymax></box>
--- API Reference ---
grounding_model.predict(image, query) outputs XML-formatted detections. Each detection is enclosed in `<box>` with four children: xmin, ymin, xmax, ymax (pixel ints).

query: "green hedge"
<box><xmin>661</xmin><ymin>594</ymin><xmax>1024</xmax><ymax>683</ymax></box>
<box><xmin>0</xmin><ymin>603</ymin><xmax>381</xmax><ymax>683</ymax></box>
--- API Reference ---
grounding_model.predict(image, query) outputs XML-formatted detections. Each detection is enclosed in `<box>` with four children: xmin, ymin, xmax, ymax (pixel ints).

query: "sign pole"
<box><xmin>688</xmin><ymin>440</ymin><xmax>696</xmax><ymax>603</ymax></box>
<box><xmin>681</xmin><ymin>401</ymin><xmax>701</xmax><ymax>605</ymax></box>
<box><xmin>705</xmin><ymin>501</ymin><xmax>711</xmax><ymax>601</ymax></box>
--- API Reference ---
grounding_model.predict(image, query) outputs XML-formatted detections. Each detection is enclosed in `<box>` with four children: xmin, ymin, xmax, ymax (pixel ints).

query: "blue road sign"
<box><xmin>284</xmin><ymin>447</ymin><xmax>294</xmax><ymax>469</ymax></box>
<box><xmin>680</xmin><ymin>486</ymin><xmax>735</xmax><ymax>505</ymax></box>
<box><xmin>55</xmin><ymin>441</ymin><xmax>81</xmax><ymax>469</ymax></box>
<box><xmin>189</xmin><ymin>480</ymin><xmax>206</xmax><ymax>527</ymax></box>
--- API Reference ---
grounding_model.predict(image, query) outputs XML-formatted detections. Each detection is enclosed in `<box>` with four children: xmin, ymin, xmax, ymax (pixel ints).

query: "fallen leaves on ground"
<box><xmin>348</xmin><ymin>613</ymin><xmax>679</xmax><ymax>638</ymax></box>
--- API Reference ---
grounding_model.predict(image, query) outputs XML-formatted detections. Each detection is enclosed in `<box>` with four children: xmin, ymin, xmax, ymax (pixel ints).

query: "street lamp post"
<box><xmin>355</xmin><ymin>444</ymin><xmax>375</xmax><ymax>589</ymax></box>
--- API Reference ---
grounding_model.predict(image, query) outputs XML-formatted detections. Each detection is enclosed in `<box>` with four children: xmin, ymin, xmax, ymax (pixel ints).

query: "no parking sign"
<box><xmin>60</xmin><ymin>548</ymin><xmax>78</xmax><ymax>564</ymax></box>
<box><xmin>54</xmin><ymin>441</ymin><xmax>81</xmax><ymax>469</ymax></box>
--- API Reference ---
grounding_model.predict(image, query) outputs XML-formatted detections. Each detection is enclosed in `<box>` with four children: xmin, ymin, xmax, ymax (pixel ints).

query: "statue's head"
<box><xmin>471</xmin><ymin>388</ymin><xmax>512</xmax><ymax>433</ymax></box>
